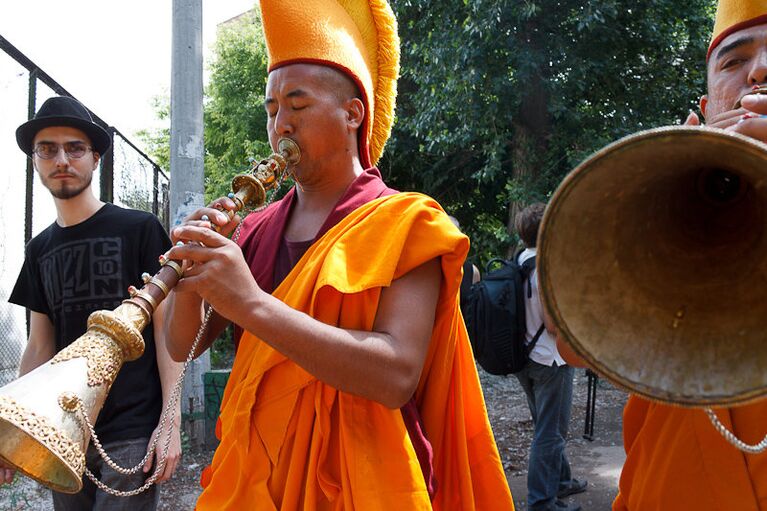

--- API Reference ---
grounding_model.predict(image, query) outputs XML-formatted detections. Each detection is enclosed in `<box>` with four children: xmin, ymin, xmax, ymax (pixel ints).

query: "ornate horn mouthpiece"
<box><xmin>229</xmin><ymin>137</ymin><xmax>301</xmax><ymax>212</ymax></box>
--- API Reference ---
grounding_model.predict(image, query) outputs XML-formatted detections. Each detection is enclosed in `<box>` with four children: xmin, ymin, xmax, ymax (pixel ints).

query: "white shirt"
<box><xmin>518</xmin><ymin>248</ymin><xmax>567</xmax><ymax>367</ymax></box>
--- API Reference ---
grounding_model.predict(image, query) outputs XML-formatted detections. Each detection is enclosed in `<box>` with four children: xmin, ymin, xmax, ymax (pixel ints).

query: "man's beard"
<box><xmin>46</xmin><ymin>171</ymin><xmax>93</xmax><ymax>200</ymax></box>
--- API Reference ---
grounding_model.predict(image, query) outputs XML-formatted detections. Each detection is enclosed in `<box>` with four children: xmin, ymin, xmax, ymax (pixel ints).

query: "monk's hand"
<box><xmin>703</xmin><ymin>107</ymin><xmax>749</xmax><ymax>129</ymax></box>
<box><xmin>167</xmin><ymin>224</ymin><xmax>262</xmax><ymax>321</ymax></box>
<box><xmin>143</xmin><ymin>419</ymin><xmax>181</xmax><ymax>484</ymax></box>
<box><xmin>173</xmin><ymin>197</ymin><xmax>242</xmax><ymax>240</ymax></box>
<box><xmin>726</xmin><ymin>93</ymin><xmax>767</xmax><ymax>143</ymax></box>
<box><xmin>169</xmin><ymin>197</ymin><xmax>242</xmax><ymax>274</ymax></box>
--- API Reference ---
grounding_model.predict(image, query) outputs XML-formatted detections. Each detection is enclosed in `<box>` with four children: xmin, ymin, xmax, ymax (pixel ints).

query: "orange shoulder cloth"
<box><xmin>197</xmin><ymin>193</ymin><xmax>514</xmax><ymax>510</ymax></box>
<box><xmin>613</xmin><ymin>395</ymin><xmax>767</xmax><ymax>510</ymax></box>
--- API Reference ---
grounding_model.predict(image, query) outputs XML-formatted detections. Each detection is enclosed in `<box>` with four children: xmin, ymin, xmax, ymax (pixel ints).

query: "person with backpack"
<box><xmin>513</xmin><ymin>202</ymin><xmax>587</xmax><ymax>511</ymax></box>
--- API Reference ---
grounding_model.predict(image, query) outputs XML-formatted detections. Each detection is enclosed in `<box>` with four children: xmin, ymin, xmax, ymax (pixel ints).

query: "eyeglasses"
<box><xmin>33</xmin><ymin>142</ymin><xmax>93</xmax><ymax>160</ymax></box>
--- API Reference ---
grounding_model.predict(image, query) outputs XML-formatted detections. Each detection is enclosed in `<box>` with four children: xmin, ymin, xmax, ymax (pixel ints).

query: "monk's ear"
<box><xmin>700</xmin><ymin>95</ymin><xmax>708</xmax><ymax>120</ymax></box>
<box><xmin>346</xmin><ymin>98</ymin><xmax>365</xmax><ymax>131</ymax></box>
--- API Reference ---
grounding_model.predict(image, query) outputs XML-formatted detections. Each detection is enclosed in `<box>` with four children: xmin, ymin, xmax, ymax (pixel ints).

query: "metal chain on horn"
<box><xmin>72</xmin><ymin>206</ymin><xmax>269</xmax><ymax>496</ymax></box>
<box><xmin>75</xmin><ymin>305</ymin><xmax>214</xmax><ymax>497</ymax></box>
<box><xmin>705</xmin><ymin>408</ymin><xmax>767</xmax><ymax>454</ymax></box>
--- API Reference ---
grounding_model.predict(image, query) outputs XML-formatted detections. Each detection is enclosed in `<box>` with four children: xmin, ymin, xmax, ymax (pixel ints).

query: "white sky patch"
<box><xmin>0</xmin><ymin>1</ymin><xmax>256</xmax><ymax>346</ymax></box>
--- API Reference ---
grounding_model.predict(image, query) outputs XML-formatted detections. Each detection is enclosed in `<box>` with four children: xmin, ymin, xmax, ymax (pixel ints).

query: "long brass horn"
<box><xmin>0</xmin><ymin>138</ymin><xmax>300</xmax><ymax>493</ymax></box>
<box><xmin>538</xmin><ymin>126</ymin><xmax>767</xmax><ymax>407</ymax></box>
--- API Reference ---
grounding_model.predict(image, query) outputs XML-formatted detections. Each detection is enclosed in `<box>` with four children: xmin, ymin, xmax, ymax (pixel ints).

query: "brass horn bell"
<box><xmin>538</xmin><ymin>126</ymin><xmax>767</xmax><ymax>407</ymax></box>
<box><xmin>0</xmin><ymin>306</ymin><xmax>146</xmax><ymax>493</ymax></box>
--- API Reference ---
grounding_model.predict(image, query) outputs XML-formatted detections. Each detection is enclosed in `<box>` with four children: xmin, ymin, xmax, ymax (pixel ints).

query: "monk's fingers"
<box><xmin>176</xmin><ymin>259</ymin><xmax>208</xmax><ymax>280</ymax></box>
<box><xmin>182</xmin><ymin>204</ymin><xmax>228</xmax><ymax>224</ymax></box>
<box><xmin>683</xmin><ymin>111</ymin><xmax>700</xmax><ymax>126</ymax></box>
<box><xmin>741</xmin><ymin>93</ymin><xmax>767</xmax><ymax>115</ymax></box>
<box><xmin>213</xmin><ymin>213</ymin><xmax>242</xmax><ymax>238</ymax></box>
<box><xmin>207</xmin><ymin>196</ymin><xmax>237</xmax><ymax>212</ymax></box>
<box><xmin>726</xmin><ymin>117</ymin><xmax>767</xmax><ymax>144</ymax></box>
<box><xmin>705</xmin><ymin>108</ymin><xmax>748</xmax><ymax>129</ymax></box>
<box><xmin>173</xmin><ymin>272</ymin><xmax>205</xmax><ymax>296</ymax></box>
<box><xmin>166</xmin><ymin>244</ymin><xmax>220</xmax><ymax>268</ymax></box>
<box><xmin>171</xmin><ymin>225</ymin><xmax>229</xmax><ymax>249</ymax></box>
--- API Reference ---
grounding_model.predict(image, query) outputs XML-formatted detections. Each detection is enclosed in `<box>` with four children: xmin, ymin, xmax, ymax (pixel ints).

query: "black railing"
<box><xmin>0</xmin><ymin>34</ymin><xmax>170</xmax><ymax>379</ymax></box>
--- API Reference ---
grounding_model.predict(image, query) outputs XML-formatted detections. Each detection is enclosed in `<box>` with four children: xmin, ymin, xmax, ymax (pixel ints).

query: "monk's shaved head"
<box><xmin>314</xmin><ymin>65</ymin><xmax>362</xmax><ymax>104</ymax></box>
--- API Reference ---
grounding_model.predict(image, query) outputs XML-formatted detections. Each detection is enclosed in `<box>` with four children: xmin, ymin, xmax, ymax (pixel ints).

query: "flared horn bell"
<box><xmin>538</xmin><ymin>126</ymin><xmax>767</xmax><ymax>407</ymax></box>
<box><xmin>0</xmin><ymin>306</ymin><xmax>146</xmax><ymax>493</ymax></box>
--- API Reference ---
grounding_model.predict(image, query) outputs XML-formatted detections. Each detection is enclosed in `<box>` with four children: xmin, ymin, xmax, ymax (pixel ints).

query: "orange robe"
<box><xmin>197</xmin><ymin>193</ymin><xmax>514</xmax><ymax>510</ymax></box>
<box><xmin>613</xmin><ymin>395</ymin><xmax>767</xmax><ymax>510</ymax></box>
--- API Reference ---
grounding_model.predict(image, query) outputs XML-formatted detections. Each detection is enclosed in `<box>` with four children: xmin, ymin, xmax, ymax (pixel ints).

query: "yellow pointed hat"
<box><xmin>259</xmin><ymin>0</ymin><xmax>400</xmax><ymax>168</ymax></box>
<box><xmin>709</xmin><ymin>0</ymin><xmax>767</xmax><ymax>60</ymax></box>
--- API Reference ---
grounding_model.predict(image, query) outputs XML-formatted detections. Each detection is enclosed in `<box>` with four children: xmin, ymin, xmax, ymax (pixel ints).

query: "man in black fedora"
<box><xmin>2</xmin><ymin>96</ymin><xmax>182</xmax><ymax>510</ymax></box>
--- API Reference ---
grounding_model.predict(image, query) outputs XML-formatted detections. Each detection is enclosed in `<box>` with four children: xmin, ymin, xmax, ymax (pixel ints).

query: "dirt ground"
<box><xmin>481</xmin><ymin>368</ymin><xmax>628</xmax><ymax>510</ymax></box>
<box><xmin>0</xmin><ymin>367</ymin><xmax>627</xmax><ymax>511</ymax></box>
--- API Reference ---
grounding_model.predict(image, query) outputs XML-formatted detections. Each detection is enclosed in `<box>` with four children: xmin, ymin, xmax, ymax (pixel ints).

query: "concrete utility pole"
<box><xmin>170</xmin><ymin>0</ymin><xmax>208</xmax><ymax>446</ymax></box>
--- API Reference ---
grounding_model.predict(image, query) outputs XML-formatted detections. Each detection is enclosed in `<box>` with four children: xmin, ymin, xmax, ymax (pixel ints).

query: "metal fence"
<box><xmin>0</xmin><ymin>34</ymin><xmax>169</xmax><ymax>385</ymax></box>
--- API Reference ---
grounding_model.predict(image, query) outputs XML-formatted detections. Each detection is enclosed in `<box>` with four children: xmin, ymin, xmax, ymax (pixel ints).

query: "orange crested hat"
<box><xmin>259</xmin><ymin>0</ymin><xmax>400</xmax><ymax>168</ymax></box>
<box><xmin>708</xmin><ymin>0</ymin><xmax>767</xmax><ymax>60</ymax></box>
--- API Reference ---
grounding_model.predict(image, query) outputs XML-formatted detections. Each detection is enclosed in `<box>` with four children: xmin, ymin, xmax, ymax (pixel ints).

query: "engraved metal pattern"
<box><xmin>90</xmin><ymin>307</ymin><xmax>146</xmax><ymax>361</ymax></box>
<box><xmin>0</xmin><ymin>395</ymin><xmax>85</xmax><ymax>476</ymax></box>
<box><xmin>51</xmin><ymin>336</ymin><xmax>121</xmax><ymax>388</ymax></box>
<box><xmin>58</xmin><ymin>393</ymin><xmax>80</xmax><ymax>413</ymax></box>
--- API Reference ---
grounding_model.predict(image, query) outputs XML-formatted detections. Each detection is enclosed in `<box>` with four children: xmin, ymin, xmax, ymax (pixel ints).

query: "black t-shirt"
<box><xmin>9</xmin><ymin>203</ymin><xmax>171</xmax><ymax>444</ymax></box>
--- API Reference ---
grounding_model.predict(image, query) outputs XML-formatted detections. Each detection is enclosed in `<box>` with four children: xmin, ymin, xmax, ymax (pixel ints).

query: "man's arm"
<box><xmin>163</xmin><ymin>290</ymin><xmax>230</xmax><ymax>362</ymax></box>
<box><xmin>142</xmin><ymin>302</ymin><xmax>183</xmax><ymax>483</ymax></box>
<box><xmin>471</xmin><ymin>264</ymin><xmax>481</xmax><ymax>284</ymax></box>
<box><xmin>19</xmin><ymin>311</ymin><xmax>56</xmax><ymax>375</ymax></box>
<box><xmin>167</xmin><ymin>223</ymin><xmax>442</xmax><ymax>409</ymax></box>
<box><xmin>2</xmin><ymin>311</ymin><xmax>57</xmax><ymax>484</ymax></box>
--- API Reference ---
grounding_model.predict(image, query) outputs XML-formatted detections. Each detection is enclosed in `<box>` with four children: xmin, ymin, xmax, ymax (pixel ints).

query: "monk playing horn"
<box><xmin>164</xmin><ymin>1</ymin><xmax>514</xmax><ymax>509</ymax></box>
<box><xmin>559</xmin><ymin>2</ymin><xmax>767</xmax><ymax>508</ymax></box>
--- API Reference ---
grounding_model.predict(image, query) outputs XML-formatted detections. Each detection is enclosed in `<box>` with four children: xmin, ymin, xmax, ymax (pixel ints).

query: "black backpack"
<box><xmin>463</xmin><ymin>253</ymin><xmax>545</xmax><ymax>375</ymax></box>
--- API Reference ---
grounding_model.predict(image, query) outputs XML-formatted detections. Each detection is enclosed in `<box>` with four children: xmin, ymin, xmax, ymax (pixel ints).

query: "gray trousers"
<box><xmin>52</xmin><ymin>437</ymin><xmax>159</xmax><ymax>511</ymax></box>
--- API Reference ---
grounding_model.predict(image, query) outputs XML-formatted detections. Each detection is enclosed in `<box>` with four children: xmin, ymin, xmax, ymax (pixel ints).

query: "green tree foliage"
<box><xmin>204</xmin><ymin>10</ymin><xmax>271</xmax><ymax>204</ymax></box>
<box><xmin>140</xmin><ymin>1</ymin><xmax>717</xmax><ymax>267</ymax></box>
<box><xmin>135</xmin><ymin>94</ymin><xmax>170</xmax><ymax>172</ymax></box>
<box><xmin>383</xmin><ymin>0</ymin><xmax>716</xmax><ymax>263</ymax></box>
<box><xmin>138</xmin><ymin>10</ymin><xmax>271</xmax><ymax>205</ymax></box>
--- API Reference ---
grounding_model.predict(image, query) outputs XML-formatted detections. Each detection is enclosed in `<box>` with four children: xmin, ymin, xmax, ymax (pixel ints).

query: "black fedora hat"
<box><xmin>16</xmin><ymin>96</ymin><xmax>111</xmax><ymax>157</ymax></box>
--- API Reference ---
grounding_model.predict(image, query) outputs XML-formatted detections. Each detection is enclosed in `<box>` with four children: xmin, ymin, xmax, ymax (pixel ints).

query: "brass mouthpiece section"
<box><xmin>230</xmin><ymin>137</ymin><xmax>301</xmax><ymax>211</ymax></box>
